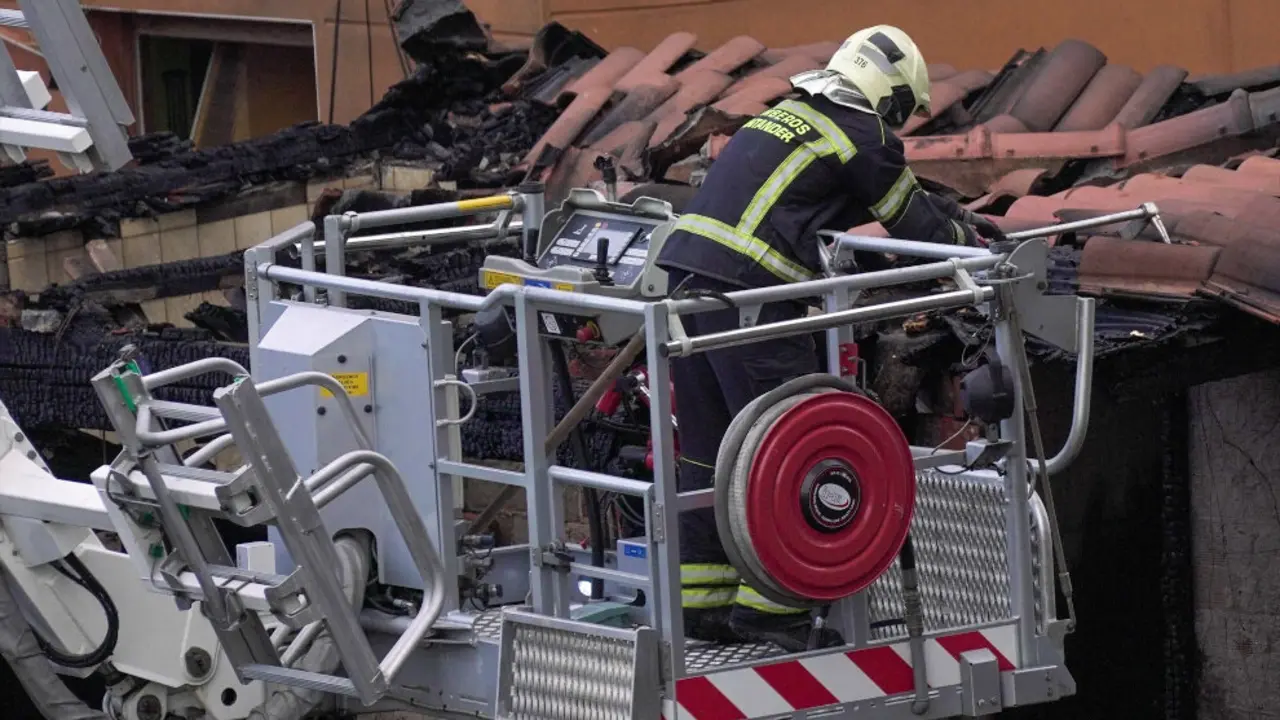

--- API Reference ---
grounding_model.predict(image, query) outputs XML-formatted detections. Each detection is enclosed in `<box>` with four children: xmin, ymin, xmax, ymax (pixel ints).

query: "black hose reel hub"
<box><xmin>714</xmin><ymin>374</ymin><xmax>916</xmax><ymax>608</ymax></box>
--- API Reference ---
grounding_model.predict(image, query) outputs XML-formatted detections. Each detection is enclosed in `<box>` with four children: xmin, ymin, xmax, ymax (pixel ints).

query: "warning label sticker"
<box><xmin>480</xmin><ymin>269</ymin><xmax>577</xmax><ymax>293</ymax></box>
<box><xmin>480</xmin><ymin>269</ymin><xmax>520</xmax><ymax>290</ymax></box>
<box><xmin>319</xmin><ymin>371</ymin><xmax>370</xmax><ymax>398</ymax></box>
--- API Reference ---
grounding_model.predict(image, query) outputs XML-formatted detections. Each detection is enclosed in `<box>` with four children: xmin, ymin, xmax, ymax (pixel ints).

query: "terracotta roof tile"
<box><xmin>981</xmin><ymin>114</ymin><xmax>1030</xmax><ymax>133</ymax></box>
<box><xmin>966</xmin><ymin>168</ymin><xmax>1052</xmax><ymax>211</ymax></box>
<box><xmin>1190</xmin><ymin>64</ymin><xmax>1280</xmax><ymax>96</ymax></box>
<box><xmin>1007</xmin><ymin>40</ymin><xmax>1108</xmax><ymax>132</ymax></box>
<box><xmin>1248</xmin><ymin>85</ymin><xmax>1280</xmax><ymax>127</ymax></box>
<box><xmin>1236</xmin><ymin>155</ymin><xmax>1280</xmax><ymax>178</ymax></box>
<box><xmin>724</xmin><ymin>54</ymin><xmax>818</xmax><ymax>96</ymax></box>
<box><xmin>1179</xmin><ymin>164</ymin><xmax>1280</xmax><ymax>196</ymax></box>
<box><xmin>761</xmin><ymin>41</ymin><xmax>839</xmax><ymax>65</ymax></box>
<box><xmin>513</xmin><ymin>29</ymin><xmax>1280</xmax><ymax>326</ymax></box>
<box><xmin>1053</xmin><ymin>64</ymin><xmax>1143</xmax><ymax>132</ymax></box>
<box><xmin>676</xmin><ymin>35</ymin><xmax>765</xmax><ymax>78</ymax></box>
<box><xmin>928</xmin><ymin>64</ymin><xmax>959</xmax><ymax>82</ymax></box>
<box><xmin>1122</xmin><ymin>89</ymin><xmax>1255</xmax><ymax>166</ymax></box>
<box><xmin>562</xmin><ymin>47</ymin><xmax>647</xmax><ymax>98</ymax></box>
<box><xmin>614</xmin><ymin>32</ymin><xmax>697</xmax><ymax>93</ymax></box>
<box><xmin>712</xmin><ymin>76</ymin><xmax>793</xmax><ymax>116</ymax></box>
<box><xmin>903</xmin><ymin>70</ymin><xmax>993</xmax><ymax>135</ymax></box>
<box><xmin>524</xmin><ymin>85</ymin><xmax>610</xmax><ymax>165</ymax></box>
<box><xmin>649</xmin><ymin>71</ymin><xmax>734</xmax><ymax>146</ymax></box>
<box><xmin>1078</xmin><ymin>237</ymin><xmax>1220</xmax><ymax>298</ymax></box>
<box><xmin>579</xmin><ymin>76</ymin><xmax>678</xmax><ymax>146</ymax></box>
<box><xmin>1111</xmin><ymin>65</ymin><xmax>1187</xmax><ymax>129</ymax></box>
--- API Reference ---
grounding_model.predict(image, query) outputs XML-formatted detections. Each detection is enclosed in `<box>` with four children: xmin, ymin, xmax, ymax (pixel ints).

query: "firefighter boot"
<box><xmin>729</xmin><ymin>585</ymin><xmax>845</xmax><ymax>652</ymax></box>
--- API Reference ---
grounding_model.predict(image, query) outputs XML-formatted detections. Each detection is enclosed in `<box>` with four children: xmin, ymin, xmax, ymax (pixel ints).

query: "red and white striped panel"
<box><xmin>663</xmin><ymin>624</ymin><xmax>1018</xmax><ymax>720</ymax></box>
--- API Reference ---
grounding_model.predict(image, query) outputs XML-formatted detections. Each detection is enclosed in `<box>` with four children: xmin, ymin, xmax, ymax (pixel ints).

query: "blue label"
<box><xmin>623</xmin><ymin>544</ymin><xmax>647</xmax><ymax>559</ymax></box>
<box><xmin>524</xmin><ymin>279</ymin><xmax>552</xmax><ymax>288</ymax></box>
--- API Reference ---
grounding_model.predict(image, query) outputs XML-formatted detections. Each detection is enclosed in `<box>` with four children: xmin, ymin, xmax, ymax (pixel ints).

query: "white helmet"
<box><xmin>798</xmin><ymin>25</ymin><xmax>931</xmax><ymax>128</ymax></box>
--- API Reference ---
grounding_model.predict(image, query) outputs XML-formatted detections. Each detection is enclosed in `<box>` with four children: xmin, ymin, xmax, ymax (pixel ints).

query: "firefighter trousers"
<box><xmin>669</xmin><ymin>271</ymin><xmax>821</xmax><ymax>633</ymax></box>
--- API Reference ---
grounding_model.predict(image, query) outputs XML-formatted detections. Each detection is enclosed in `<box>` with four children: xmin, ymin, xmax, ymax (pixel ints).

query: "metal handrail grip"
<box><xmin>1045</xmin><ymin>298</ymin><xmax>1095</xmax><ymax>476</ymax></box>
<box><xmin>665</xmin><ymin>254</ymin><xmax>1003</xmax><ymax>315</ymax></box>
<box><xmin>212</xmin><ymin>377</ymin><xmax>444</xmax><ymax>702</ymax></box>
<box><xmin>303</xmin><ymin>218</ymin><xmax>524</xmax><ymax>254</ymax></box>
<box><xmin>337</xmin><ymin>193</ymin><xmax>521</xmax><ymax>234</ymax></box>
<box><xmin>284</xmin><ymin>448</ymin><xmax>448</xmax><ymax>681</ymax></box>
<box><xmin>548</xmin><ymin>465</ymin><xmax>652</xmax><ymax>497</ymax></box>
<box><xmin>260</xmin><ymin>263</ymin><xmax>651</xmax><ymax>317</ymax></box>
<box><xmin>662</xmin><ymin>287</ymin><xmax>996</xmax><ymax>358</ymax></box>
<box><xmin>133</xmin><ymin>368</ymin><xmax>374</xmax><ymax>451</ymax></box>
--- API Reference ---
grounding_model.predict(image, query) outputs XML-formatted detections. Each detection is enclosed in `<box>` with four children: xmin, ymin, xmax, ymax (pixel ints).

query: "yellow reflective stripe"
<box><xmin>681</xmin><ymin>563</ymin><xmax>740</xmax><ymax>586</ymax></box>
<box><xmin>737</xmin><ymin>101</ymin><xmax>856</xmax><ymax>238</ymax></box>
<box><xmin>682</xmin><ymin>586</ymin><xmax>738</xmax><ymax>609</ymax></box>
<box><xmin>776</xmin><ymin>100</ymin><xmax>855</xmax><ymax>162</ymax></box>
<box><xmin>871</xmin><ymin>167</ymin><xmax>919</xmax><ymax>222</ymax></box>
<box><xmin>734</xmin><ymin>584</ymin><xmax>808</xmax><ymax>615</ymax></box>
<box><xmin>674</xmin><ymin>214</ymin><xmax>813</xmax><ymax>284</ymax></box>
<box><xmin>738</xmin><ymin>138</ymin><xmax>833</xmax><ymax>236</ymax></box>
<box><xmin>950</xmin><ymin>219</ymin><xmax>966</xmax><ymax>244</ymax></box>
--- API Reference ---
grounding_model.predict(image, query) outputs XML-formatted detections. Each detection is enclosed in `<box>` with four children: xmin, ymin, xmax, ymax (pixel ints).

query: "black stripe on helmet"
<box><xmin>867</xmin><ymin>31</ymin><xmax>905</xmax><ymax>64</ymax></box>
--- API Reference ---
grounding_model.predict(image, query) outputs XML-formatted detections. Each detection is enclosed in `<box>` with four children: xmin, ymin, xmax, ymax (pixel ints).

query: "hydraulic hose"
<box><xmin>32</xmin><ymin>555</ymin><xmax>119</xmax><ymax>670</ymax></box>
<box><xmin>0</xmin><ymin>562</ymin><xmax>107</xmax><ymax>720</ymax></box>
<box><xmin>551</xmin><ymin>341</ymin><xmax>607</xmax><ymax>600</ymax></box>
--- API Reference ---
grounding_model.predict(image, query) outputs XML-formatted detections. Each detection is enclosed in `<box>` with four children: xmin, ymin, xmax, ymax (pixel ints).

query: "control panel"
<box><xmin>479</xmin><ymin>188</ymin><xmax>678</xmax><ymax>345</ymax></box>
<box><xmin>538</xmin><ymin>210</ymin><xmax>663</xmax><ymax>289</ymax></box>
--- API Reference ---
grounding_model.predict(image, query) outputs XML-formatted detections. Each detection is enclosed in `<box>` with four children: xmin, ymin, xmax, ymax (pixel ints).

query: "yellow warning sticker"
<box><xmin>480</xmin><ymin>270</ymin><xmax>577</xmax><ymax>293</ymax></box>
<box><xmin>320</xmin><ymin>372</ymin><xmax>370</xmax><ymax>398</ymax></box>
<box><xmin>481</xmin><ymin>269</ymin><xmax>520</xmax><ymax>290</ymax></box>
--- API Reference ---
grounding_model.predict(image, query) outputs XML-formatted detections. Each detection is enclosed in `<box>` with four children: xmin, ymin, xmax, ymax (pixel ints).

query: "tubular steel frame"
<box><xmin>233</xmin><ymin>190</ymin><xmax>1111</xmax><ymax>714</ymax></box>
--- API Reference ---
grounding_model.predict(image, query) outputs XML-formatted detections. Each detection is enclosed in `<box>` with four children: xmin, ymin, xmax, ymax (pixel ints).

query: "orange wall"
<box><xmin>6</xmin><ymin>0</ymin><xmax>1267</xmax><ymax>138</ymax></box>
<box><xmin>543</xmin><ymin>0</ymin><xmax>1273</xmax><ymax>76</ymax></box>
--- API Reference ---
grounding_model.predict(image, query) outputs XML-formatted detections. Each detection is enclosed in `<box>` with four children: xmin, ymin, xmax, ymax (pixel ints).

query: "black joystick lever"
<box><xmin>594</xmin><ymin>155</ymin><xmax>618</xmax><ymax>202</ymax></box>
<box><xmin>593</xmin><ymin>236</ymin><xmax>614</xmax><ymax>286</ymax></box>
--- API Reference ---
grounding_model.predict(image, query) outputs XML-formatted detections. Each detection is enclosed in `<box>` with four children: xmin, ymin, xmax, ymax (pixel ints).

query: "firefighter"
<box><xmin>656</xmin><ymin>25</ymin><xmax>1007</xmax><ymax>651</ymax></box>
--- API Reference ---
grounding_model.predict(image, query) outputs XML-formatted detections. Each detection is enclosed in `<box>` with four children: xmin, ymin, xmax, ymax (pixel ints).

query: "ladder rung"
<box><xmin>239</xmin><ymin>665</ymin><xmax>361</xmax><ymax>697</ymax></box>
<box><xmin>0</xmin><ymin>106</ymin><xmax>86</xmax><ymax>127</ymax></box>
<box><xmin>0</xmin><ymin>9</ymin><xmax>27</xmax><ymax>29</ymax></box>
<box><xmin>0</xmin><ymin>115</ymin><xmax>91</xmax><ymax>153</ymax></box>
<box><xmin>15</xmin><ymin>71</ymin><xmax>50</xmax><ymax>110</ymax></box>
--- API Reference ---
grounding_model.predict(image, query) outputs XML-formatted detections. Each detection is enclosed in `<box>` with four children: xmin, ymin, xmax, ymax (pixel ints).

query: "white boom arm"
<box><xmin>0</xmin><ymin>398</ymin><xmax>262</xmax><ymax>720</ymax></box>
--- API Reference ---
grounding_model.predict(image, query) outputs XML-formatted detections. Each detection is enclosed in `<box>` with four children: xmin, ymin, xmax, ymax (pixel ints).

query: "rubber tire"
<box><xmin>619</xmin><ymin>183</ymin><xmax>698</xmax><ymax>214</ymax></box>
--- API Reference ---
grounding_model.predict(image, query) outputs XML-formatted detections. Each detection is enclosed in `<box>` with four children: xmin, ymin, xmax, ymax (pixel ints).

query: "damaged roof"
<box><xmin>501</xmin><ymin>31</ymin><xmax>1280</xmax><ymax>331</ymax></box>
<box><xmin>7</xmin><ymin>15</ymin><xmax>1280</xmax><ymax>352</ymax></box>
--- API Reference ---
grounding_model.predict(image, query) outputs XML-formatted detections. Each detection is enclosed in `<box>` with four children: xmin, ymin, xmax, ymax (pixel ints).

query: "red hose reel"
<box><xmin>715</xmin><ymin>375</ymin><xmax>916</xmax><ymax>606</ymax></box>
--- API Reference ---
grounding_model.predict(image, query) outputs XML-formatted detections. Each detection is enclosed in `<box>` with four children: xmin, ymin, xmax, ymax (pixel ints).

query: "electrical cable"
<box><xmin>454</xmin><ymin>333</ymin><xmax>478</xmax><ymax>372</ymax></box>
<box><xmin>32</xmin><ymin>555</ymin><xmax>119</xmax><ymax>670</ymax></box>
<box><xmin>929</xmin><ymin>417</ymin><xmax>974</xmax><ymax>455</ymax></box>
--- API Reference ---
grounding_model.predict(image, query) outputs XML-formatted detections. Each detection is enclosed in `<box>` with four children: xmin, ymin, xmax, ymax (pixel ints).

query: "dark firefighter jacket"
<box><xmin>656</xmin><ymin>93</ymin><xmax>978</xmax><ymax>289</ymax></box>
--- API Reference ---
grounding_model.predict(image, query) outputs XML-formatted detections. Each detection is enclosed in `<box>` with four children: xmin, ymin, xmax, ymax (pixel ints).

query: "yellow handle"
<box><xmin>455</xmin><ymin>195</ymin><xmax>515</xmax><ymax>213</ymax></box>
